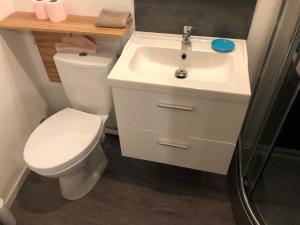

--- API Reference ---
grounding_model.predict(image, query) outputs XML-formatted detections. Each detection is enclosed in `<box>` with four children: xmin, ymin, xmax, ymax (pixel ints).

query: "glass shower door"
<box><xmin>251</xmin><ymin>90</ymin><xmax>300</xmax><ymax>225</ymax></box>
<box><xmin>241</xmin><ymin>34</ymin><xmax>300</xmax><ymax>224</ymax></box>
<box><xmin>244</xmin><ymin>50</ymin><xmax>300</xmax><ymax>195</ymax></box>
<box><xmin>232</xmin><ymin>2</ymin><xmax>300</xmax><ymax>224</ymax></box>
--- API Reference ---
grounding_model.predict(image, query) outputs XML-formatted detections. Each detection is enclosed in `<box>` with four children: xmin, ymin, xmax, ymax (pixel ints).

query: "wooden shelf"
<box><xmin>0</xmin><ymin>12</ymin><xmax>131</xmax><ymax>37</ymax></box>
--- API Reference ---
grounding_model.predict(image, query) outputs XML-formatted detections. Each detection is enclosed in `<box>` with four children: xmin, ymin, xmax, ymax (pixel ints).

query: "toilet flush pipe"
<box><xmin>0</xmin><ymin>199</ymin><xmax>16</xmax><ymax>225</ymax></box>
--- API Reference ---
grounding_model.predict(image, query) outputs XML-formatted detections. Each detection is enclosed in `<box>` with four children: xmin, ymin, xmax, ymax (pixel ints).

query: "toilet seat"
<box><xmin>24</xmin><ymin>108</ymin><xmax>103</xmax><ymax>175</ymax></box>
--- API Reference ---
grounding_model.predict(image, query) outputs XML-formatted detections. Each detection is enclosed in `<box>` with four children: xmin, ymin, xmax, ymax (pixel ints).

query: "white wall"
<box><xmin>0</xmin><ymin>1</ymin><xmax>48</xmax><ymax>206</ymax></box>
<box><xmin>12</xmin><ymin>0</ymin><xmax>135</xmax><ymax>124</ymax></box>
<box><xmin>247</xmin><ymin>0</ymin><xmax>283</xmax><ymax>90</ymax></box>
<box><xmin>13</xmin><ymin>0</ymin><xmax>134</xmax><ymax>16</ymax></box>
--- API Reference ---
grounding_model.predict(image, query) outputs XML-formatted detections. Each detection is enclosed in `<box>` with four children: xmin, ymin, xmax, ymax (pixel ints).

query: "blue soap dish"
<box><xmin>211</xmin><ymin>39</ymin><xmax>235</xmax><ymax>53</ymax></box>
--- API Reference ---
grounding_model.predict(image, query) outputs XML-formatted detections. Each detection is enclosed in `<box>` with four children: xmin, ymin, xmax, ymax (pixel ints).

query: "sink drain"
<box><xmin>175</xmin><ymin>68</ymin><xmax>187</xmax><ymax>79</ymax></box>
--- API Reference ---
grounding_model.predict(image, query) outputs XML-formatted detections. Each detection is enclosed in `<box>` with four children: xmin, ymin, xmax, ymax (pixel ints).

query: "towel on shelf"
<box><xmin>55</xmin><ymin>43</ymin><xmax>97</xmax><ymax>54</ymax></box>
<box><xmin>55</xmin><ymin>34</ymin><xmax>97</xmax><ymax>54</ymax></box>
<box><xmin>61</xmin><ymin>34</ymin><xmax>96</xmax><ymax>48</ymax></box>
<box><xmin>96</xmin><ymin>9</ymin><xmax>132</xmax><ymax>28</ymax></box>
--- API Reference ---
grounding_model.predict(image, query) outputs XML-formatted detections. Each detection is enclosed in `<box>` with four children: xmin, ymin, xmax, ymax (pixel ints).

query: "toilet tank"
<box><xmin>54</xmin><ymin>51</ymin><xmax>116</xmax><ymax>115</ymax></box>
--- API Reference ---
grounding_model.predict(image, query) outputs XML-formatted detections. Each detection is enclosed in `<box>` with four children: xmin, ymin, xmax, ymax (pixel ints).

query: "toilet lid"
<box><xmin>24</xmin><ymin>108</ymin><xmax>103</xmax><ymax>175</ymax></box>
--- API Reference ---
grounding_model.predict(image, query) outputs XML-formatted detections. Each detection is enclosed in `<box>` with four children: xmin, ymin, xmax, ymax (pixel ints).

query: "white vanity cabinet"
<box><xmin>112</xmin><ymin>87</ymin><xmax>248</xmax><ymax>175</ymax></box>
<box><xmin>107</xmin><ymin>32</ymin><xmax>251</xmax><ymax>175</ymax></box>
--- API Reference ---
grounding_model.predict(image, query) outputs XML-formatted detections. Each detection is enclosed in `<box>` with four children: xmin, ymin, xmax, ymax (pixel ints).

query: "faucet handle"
<box><xmin>184</xmin><ymin>25</ymin><xmax>193</xmax><ymax>33</ymax></box>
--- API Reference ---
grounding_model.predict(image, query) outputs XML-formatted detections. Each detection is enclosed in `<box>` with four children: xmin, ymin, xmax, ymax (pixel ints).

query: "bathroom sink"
<box><xmin>129</xmin><ymin>47</ymin><xmax>233</xmax><ymax>83</ymax></box>
<box><xmin>108</xmin><ymin>32</ymin><xmax>251</xmax><ymax>103</ymax></box>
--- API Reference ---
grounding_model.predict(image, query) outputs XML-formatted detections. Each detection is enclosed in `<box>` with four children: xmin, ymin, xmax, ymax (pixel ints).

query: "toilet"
<box><xmin>23</xmin><ymin>51</ymin><xmax>116</xmax><ymax>200</ymax></box>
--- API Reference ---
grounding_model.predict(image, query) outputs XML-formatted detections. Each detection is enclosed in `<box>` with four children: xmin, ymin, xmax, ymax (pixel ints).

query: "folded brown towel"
<box><xmin>96</xmin><ymin>9</ymin><xmax>132</xmax><ymax>28</ymax></box>
<box><xmin>55</xmin><ymin>43</ymin><xmax>97</xmax><ymax>54</ymax></box>
<box><xmin>61</xmin><ymin>34</ymin><xmax>96</xmax><ymax>48</ymax></box>
<box><xmin>55</xmin><ymin>34</ymin><xmax>97</xmax><ymax>54</ymax></box>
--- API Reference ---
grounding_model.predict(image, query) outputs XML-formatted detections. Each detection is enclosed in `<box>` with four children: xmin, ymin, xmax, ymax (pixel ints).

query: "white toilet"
<box><xmin>24</xmin><ymin>51</ymin><xmax>116</xmax><ymax>200</ymax></box>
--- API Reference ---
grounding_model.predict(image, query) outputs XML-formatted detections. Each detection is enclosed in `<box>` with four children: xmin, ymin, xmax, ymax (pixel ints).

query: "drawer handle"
<box><xmin>157</xmin><ymin>139</ymin><xmax>189</xmax><ymax>150</ymax></box>
<box><xmin>157</xmin><ymin>103</ymin><xmax>193</xmax><ymax>111</ymax></box>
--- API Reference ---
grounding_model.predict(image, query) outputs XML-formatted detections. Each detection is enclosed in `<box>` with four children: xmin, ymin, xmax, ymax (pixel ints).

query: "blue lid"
<box><xmin>211</xmin><ymin>39</ymin><xmax>235</xmax><ymax>53</ymax></box>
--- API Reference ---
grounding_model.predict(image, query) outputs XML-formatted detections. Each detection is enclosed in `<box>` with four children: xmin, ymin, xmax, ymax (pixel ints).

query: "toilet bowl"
<box><xmin>24</xmin><ymin>109</ymin><xmax>108</xmax><ymax>200</ymax></box>
<box><xmin>24</xmin><ymin>51</ymin><xmax>116</xmax><ymax>200</ymax></box>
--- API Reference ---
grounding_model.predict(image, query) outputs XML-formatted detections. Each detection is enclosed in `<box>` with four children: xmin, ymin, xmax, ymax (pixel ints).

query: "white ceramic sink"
<box><xmin>108</xmin><ymin>32</ymin><xmax>251</xmax><ymax>103</ymax></box>
<box><xmin>130</xmin><ymin>47</ymin><xmax>233</xmax><ymax>83</ymax></box>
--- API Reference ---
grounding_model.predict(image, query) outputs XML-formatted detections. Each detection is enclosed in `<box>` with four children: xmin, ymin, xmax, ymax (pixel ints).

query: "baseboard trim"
<box><xmin>5</xmin><ymin>166</ymin><xmax>30</xmax><ymax>208</ymax></box>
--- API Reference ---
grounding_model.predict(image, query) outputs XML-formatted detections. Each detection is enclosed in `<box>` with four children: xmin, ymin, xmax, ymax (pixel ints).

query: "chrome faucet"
<box><xmin>182</xmin><ymin>26</ymin><xmax>193</xmax><ymax>45</ymax></box>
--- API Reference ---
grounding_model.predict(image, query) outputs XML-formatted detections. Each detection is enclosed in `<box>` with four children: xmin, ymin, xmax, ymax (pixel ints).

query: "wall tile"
<box><xmin>134</xmin><ymin>0</ymin><xmax>257</xmax><ymax>39</ymax></box>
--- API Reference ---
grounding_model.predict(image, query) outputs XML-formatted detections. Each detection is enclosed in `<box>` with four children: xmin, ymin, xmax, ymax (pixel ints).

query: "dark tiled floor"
<box><xmin>252</xmin><ymin>149</ymin><xmax>300</xmax><ymax>225</ymax></box>
<box><xmin>12</xmin><ymin>135</ymin><xmax>236</xmax><ymax>225</ymax></box>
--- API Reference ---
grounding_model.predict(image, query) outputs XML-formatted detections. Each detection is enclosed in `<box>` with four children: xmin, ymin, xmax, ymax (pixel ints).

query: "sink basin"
<box><xmin>108</xmin><ymin>32</ymin><xmax>251</xmax><ymax>103</ymax></box>
<box><xmin>129</xmin><ymin>47</ymin><xmax>234</xmax><ymax>83</ymax></box>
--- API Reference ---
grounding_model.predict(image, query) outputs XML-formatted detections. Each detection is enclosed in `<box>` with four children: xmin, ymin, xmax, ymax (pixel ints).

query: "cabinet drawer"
<box><xmin>118</xmin><ymin>126</ymin><xmax>235</xmax><ymax>175</ymax></box>
<box><xmin>112</xmin><ymin>88</ymin><xmax>247</xmax><ymax>143</ymax></box>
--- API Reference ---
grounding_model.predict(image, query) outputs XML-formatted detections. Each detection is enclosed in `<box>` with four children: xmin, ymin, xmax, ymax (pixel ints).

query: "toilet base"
<box><xmin>58</xmin><ymin>144</ymin><xmax>108</xmax><ymax>200</ymax></box>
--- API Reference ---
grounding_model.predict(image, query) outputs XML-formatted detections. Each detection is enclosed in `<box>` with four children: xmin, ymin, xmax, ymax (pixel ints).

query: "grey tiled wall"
<box><xmin>134</xmin><ymin>0</ymin><xmax>257</xmax><ymax>39</ymax></box>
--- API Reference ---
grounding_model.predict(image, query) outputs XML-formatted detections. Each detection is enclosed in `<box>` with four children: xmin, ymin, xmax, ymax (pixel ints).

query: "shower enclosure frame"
<box><xmin>230</xmin><ymin>0</ymin><xmax>300</xmax><ymax>224</ymax></box>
